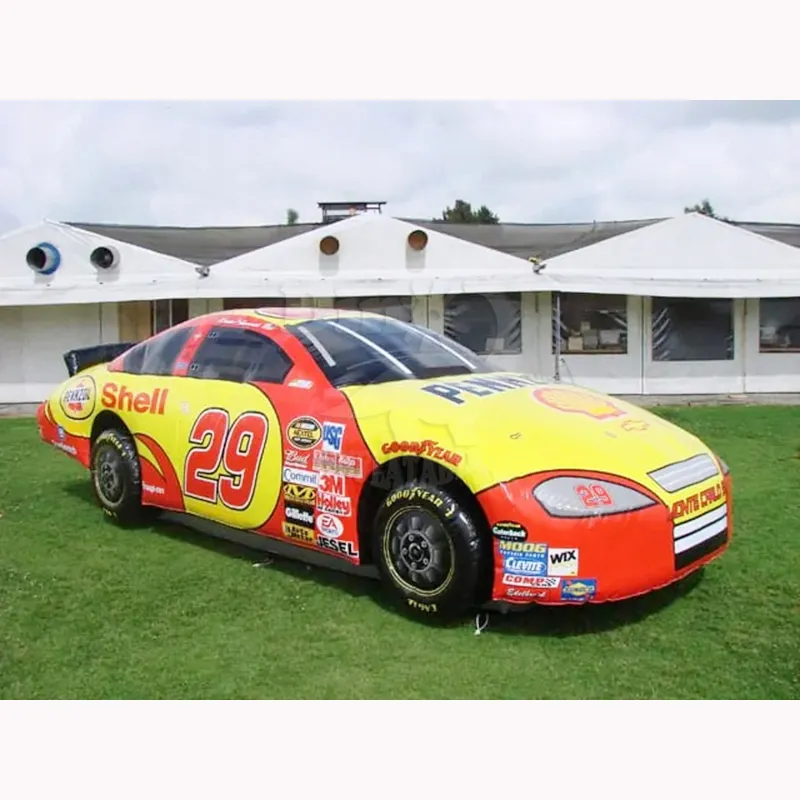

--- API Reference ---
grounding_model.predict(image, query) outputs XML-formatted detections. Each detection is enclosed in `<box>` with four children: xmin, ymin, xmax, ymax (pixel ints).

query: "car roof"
<box><xmin>199</xmin><ymin>306</ymin><xmax>387</xmax><ymax>328</ymax></box>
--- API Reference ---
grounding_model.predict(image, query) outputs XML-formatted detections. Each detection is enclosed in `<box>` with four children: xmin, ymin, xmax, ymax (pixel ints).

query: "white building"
<box><xmin>2</xmin><ymin>210</ymin><xmax>800</xmax><ymax>404</ymax></box>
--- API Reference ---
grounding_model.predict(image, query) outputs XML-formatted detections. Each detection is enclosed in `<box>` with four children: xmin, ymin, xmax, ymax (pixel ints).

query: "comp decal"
<box><xmin>183</xmin><ymin>408</ymin><xmax>270</xmax><ymax>511</ymax></box>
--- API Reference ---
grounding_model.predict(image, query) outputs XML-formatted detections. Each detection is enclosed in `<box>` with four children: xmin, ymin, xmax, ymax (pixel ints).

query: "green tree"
<box><xmin>437</xmin><ymin>199</ymin><xmax>500</xmax><ymax>224</ymax></box>
<box><xmin>286</xmin><ymin>208</ymin><xmax>299</xmax><ymax>225</ymax></box>
<box><xmin>683</xmin><ymin>199</ymin><xmax>730</xmax><ymax>222</ymax></box>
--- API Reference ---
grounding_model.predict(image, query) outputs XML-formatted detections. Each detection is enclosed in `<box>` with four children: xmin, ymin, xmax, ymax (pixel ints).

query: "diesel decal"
<box><xmin>492</xmin><ymin>521</ymin><xmax>527</xmax><ymax>542</ymax></box>
<box><xmin>282</xmin><ymin>521</ymin><xmax>315</xmax><ymax>543</ymax></box>
<box><xmin>283</xmin><ymin>483</ymin><xmax>316</xmax><ymax>505</ymax></box>
<box><xmin>317</xmin><ymin>535</ymin><xmax>358</xmax><ymax>557</ymax></box>
<box><xmin>285</xmin><ymin>503</ymin><xmax>314</xmax><ymax>527</ymax></box>
<box><xmin>60</xmin><ymin>376</ymin><xmax>96</xmax><ymax>421</ymax></box>
<box><xmin>420</xmin><ymin>373</ymin><xmax>539</xmax><ymax>405</ymax></box>
<box><xmin>286</xmin><ymin>416</ymin><xmax>322</xmax><ymax>450</ymax></box>
<box><xmin>670</xmin><ymin>482</ymin><xmax>724</xmax><ymax>520</ymax></box>
<box><xmin>381</xmin><ymin>439</ymin><xmax>463</xmax><ymax>467</ymax></box>
<box><xmin>101</xmin><ymin>382</ymin><xmax>168</xmax><ymax>415</ymax></box>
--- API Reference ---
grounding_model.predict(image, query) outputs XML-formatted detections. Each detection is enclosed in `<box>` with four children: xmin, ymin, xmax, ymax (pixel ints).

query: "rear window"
<box><xmin>122</xmin><ymin>325</ymin><xmax>194</xmax><ymax>376</ymax></box>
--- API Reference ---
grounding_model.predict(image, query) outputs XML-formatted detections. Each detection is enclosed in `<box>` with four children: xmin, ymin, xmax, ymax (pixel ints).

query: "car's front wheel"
<box><xmin>372</xmin><ymin>480</ymin><xmax>488</xmax><ymax>620</ymax></box>
<box><xmin>90</xmin><ymin>428</ymin><xmax>154</xmax><ymax>527</ymax></box>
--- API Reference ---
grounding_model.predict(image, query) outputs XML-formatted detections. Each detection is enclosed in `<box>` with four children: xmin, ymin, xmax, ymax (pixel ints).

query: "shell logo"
<box><xmin>59</xmin><ymin>376</ymin><xmax>96</xmax><ymax>421</ymax></box>
<box><xmin>532</xmin><ymin>387</ymin><xmax>626</xmax><ymax>420</ymax></box>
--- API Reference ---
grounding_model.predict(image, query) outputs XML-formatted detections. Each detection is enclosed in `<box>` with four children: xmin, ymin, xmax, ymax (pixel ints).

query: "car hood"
<box><xmin>343</xmin><ymin>371</ymin><xmax>721</xmax><ymax>498</ymax></box>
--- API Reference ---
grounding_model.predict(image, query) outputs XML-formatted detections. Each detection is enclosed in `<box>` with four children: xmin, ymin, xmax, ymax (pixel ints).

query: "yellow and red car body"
<box><xmin>37</xmin><ymin>307</ymin><xmax>733</xmax><ymax>619</ymax></box>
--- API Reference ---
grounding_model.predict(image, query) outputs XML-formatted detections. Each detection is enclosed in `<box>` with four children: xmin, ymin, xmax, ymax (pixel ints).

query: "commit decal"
<box><xmin>420</xmin><ymin>374</ymin><xmax>538</xmax><ymax>405</ymax></box>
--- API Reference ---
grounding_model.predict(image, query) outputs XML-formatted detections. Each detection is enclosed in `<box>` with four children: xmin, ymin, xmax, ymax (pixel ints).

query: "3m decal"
<box><xmin>183</xmin><ymin>408</ymin><xmax>269</xmax><ymax>511</ymax></box>
<box><xmin>315</xmin><ymin>512</ymin><xmax>344</xmax><ymax>539</ymax></box>
<box><xmin>576</xmin><ymin>483</ymin><xmax>613</xmax><ymax>509</ymax></box>
<box><xmin>381</xmin><ymin>439</ymin><xmax>462</xmax><ymax>467</ymax></box>
<box><xmin>322</xmin><ymin>421</ymin><xmax>345</xmax><ymax>453</ymax></box>
<box><xmin>285</xmin><ymin>503</ymin><xmax>314</xmax><ymax>527</ymax></box>
<box><xmin>532</xmin><ymin>387</ymin><xmax>626</xmax><ymax>420</ymax></box>
<box><xmin>492</xmin><ymin>521</ymin><xmax>527</xmax><ymax>542</ymax></box>
<box><xmin>420</xmin><ymin>374</ymin><xmax>539</xmax><ymax>406</ymax></box>
<box><xmin>670</xmin><ymin>482</ymin><xmax>724</xmax><ymax>520</ymax></box>
<box><xmin>313</xmin><ymin>450</ymin><xmax>363</xmax><ymax>477</ymax></box>
<box><xmin>283</xmin><ymin>483</ymin><xmax>316</xmax><ymax>505</ymax></box>
<box><xmin>502</xmin><ymin>574</ymin><xmax>560</xmax><ymax>589</ymax></box>
<box><xmin>286</xmin><ymin>416</ymin><xmax>322</xmax><ymax>450</ymax></box>
<box><xmin>317</xmin><ymin>535</ymin><xmax>357</xmax><ymax>557</ymax></box>
<box><xmin>560</xmin><ymin>578</ymin><xmax>597</xmax><ymax>602</ymax></box>
<box><xmin>547</xmin><ymin>547</ymin><xmax>579</xmax><ymax>577</ymax></box>
<box><xmin>101</xmin><ymin>382</ymin><xmax>169</xmax><ymax>415</ymax></box>
<box><xmin>316</xmin><ymin>492</ymin><xmax>352</xmax><ymax>517</ymax></box>
<box><xmin>318</xmin><ymin>472</ymin><xmax>345</xmax><ymax>495</ymax></box>
<box><xmin>282</xmin><ymin>466</ymin><xmax>318</xmax><ymax>488</ymax></box>
<box><xmin>60</xmin><ymin>376</ymin><xmax>96</xmax><ymax>421</ymax></box>
<box><xmin>284</xmin><ymin>449</ymin><xmax>311</xmax><ymax>468</ymax></box>
<box><xmin>283</xmin><ymin>521</ymin><xmax>315</xmax><ymax>543</ymax></box>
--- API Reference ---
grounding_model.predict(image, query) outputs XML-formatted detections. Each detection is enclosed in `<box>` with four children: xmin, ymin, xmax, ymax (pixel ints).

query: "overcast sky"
<box><xmin>1</xmin><ymin>100</ymin><xmax>799</xmax><ymax>234</ymax></box>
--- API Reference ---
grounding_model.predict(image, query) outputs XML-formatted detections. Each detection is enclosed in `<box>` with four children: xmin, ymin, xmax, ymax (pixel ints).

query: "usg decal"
<box><xmin>60</xmin><ymin>376</ymin><xmax>96</xmax><ymax>421</ymax></box>
<box><xmin>322</xmin><ymin>421</ymin><xmax>345</xmax><ymax>453</ymax></box>
<box><xmin>286</xmin><ymin>416</ymin><xmax>322</xmax><ymax>450</ymax></box>
<box><xmin>316</xmin><ymin>512</ymin><xmax>344</xmax><ymax>539</ymax></box>
<box><xmin>282</xmin><ymin>466</ymin><xmax>318</xmax><ymax>487</ymax></box>
<box><xmin>547</xmin><ymin>547</ymin><xmax>579</xmax><ymax>576</ymax></box>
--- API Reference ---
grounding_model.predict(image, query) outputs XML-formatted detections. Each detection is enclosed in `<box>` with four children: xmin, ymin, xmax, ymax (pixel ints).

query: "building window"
<box><xmin>553</xmin><ymin>293</ymin><xmax>628</xmax><ymax>355</ymax></box>
<box><xmin>443</xmin><ymin>292</ymin><xmax>522</xmax><ymax>355</ymax></box>
<box><xmin>651</xmin><ymin>298</ymin><xmax>734</xmax><ymax>362</ymax></box>
<box><xmin>333</xmin><ymin>295</ymin><xmax>414</xmax><ymax>323</ymax></box>
<box><xmin>222</xmin><ymin>297</ymin><xmax>287</xmax><ymax>311</ymax></box>
<box><xmin>759</xmin><ymin>298</ymin><xmax>800</xmax><ymax>353</ymax></box>
<box><xmin>151</xmin><ymin>299</ymin><xmax>189</xmax><ymax>334</ymax></box>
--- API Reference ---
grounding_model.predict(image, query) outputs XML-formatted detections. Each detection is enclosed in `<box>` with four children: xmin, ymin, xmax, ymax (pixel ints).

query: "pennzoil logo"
<box><xmin>60</xmin><ymin>376</ymin><xmax>96</xmax><ymax>421</ymax></box>
<box><xmin>283</xmin><ymin>483</ymin><xmax>316</xmax><ymax>506</ymax></box>
<box><xmin>286</xmin><ymin>416</ymin><xmax>322</xmax><ymax>450</ymax></box>
<box><xmin>671</xmin><ymin>482</ymin><xmax>724</xmax><ymax>520</ymax></box>
<box><xmin>532</xmin><ymin>387</ymin><xmax>626</xmax><ymax>420</ymax></box>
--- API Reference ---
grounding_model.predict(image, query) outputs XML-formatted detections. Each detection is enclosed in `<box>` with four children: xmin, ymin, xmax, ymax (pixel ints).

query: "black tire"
<box><xmin>90</xmin><ymin>428</ymin><xmax>154</xmax><ymax>527</ymax></box>
<box><xmin>373</xmin><ymin>480</ymin><xmax>487</xmax><ymax>620</ymax></box>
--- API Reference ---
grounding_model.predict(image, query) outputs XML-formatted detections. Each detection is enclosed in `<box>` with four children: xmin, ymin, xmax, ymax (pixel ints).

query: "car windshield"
<box><xmin>288</xmin><ymin>315</ymin><xmax>495</xmax><ymax>388</ymax></box>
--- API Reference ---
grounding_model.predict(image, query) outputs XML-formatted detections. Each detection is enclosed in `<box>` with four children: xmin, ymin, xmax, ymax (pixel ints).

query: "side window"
<box><xmin>122</xmin><ymin>325</ymin><xmax>194</xmax><ymax>376</ymax></box>
<box><xmin>189</xmin><ymin>326</ymin><xmax>294</xmax><ymax>384</ymax></box>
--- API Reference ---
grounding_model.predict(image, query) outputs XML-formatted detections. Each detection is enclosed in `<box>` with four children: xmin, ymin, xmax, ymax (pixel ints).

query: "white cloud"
<box><xmin>1</xmin><ymin>100</ymin><xmax>799</xmax><ymax>234</ymax></box>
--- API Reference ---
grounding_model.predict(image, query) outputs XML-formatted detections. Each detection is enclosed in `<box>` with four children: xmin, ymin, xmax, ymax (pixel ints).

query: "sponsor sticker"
<box><xmin>56</xmin><ymin>425</ymin><xmax>66</xmax><ymax>441</ymax></box>
<box><xmin>547</xmin><ymin>547</ymin><xmax>579</xmax><ymax>576</ymax></box>
<box><xmin>532</xmin><ymin>387</ymin><xmax>626</xmax><ymax>421</ymax></box>
<box><xmin>322</xmin><ymin>421</ymin><xmax>345</xmax><ymax>453</ymax></box>
<box><xmin>282</xmin><ymin>466</ymin><xmax>318</xmax><ymax>487</ymax></box>
<box><xmin>420</xmin><ymin>373</ymin><xmax>539</xmax><ymax>406</ymax></box>
<box><xmin>315</xmin><ymin>512</ymin><xmax>344</xmax><ymax>539</ymax></box>
<box><xmin>502</xmin><ymin>574</ymin><xmax>560</xmax><ymax>589</ymax></box>
<box><xmin>313</xmin><ymin>450</ymin><xmax>363</xmax><ymax>477</ymax></box>
<box><xmin>100</xmin><ymin>382</ymin><xmax>168</xmax><ymax>415</ymax></box>
<box><xmin>506</xmin><ymin>587</ymin><xmax>547</xmax><ymax>600</ymax></box>
<box><xmin>381</xmin><ymin>439</ymin><xmax>462</xmax><ymax>467</ymax></box>
<box><xmin>317</xmin><ymin>535</ymin><xmax>357</xmax><ymax>557</ymax></box>
<box><xmin>286</xmin><ymin>416</ymin><xmax>322</xmax><ymax>450</ymax></box>
<box><xmin>60</xmin><ymin>376</ymin><xmax>96</xmax><ymax>421</ymax></box>
<box><xmin>285</xmin><ymin>503</ymin><xmax>315</xmax><ymax>527</ymax></box>
<box><xmin>288</xmin><ymin>379</ymin><xmax>314</xmax><ymax>389</ymax></box>
<box><xmin>560</xmin><ymin>578</ymin><xmax>597</xmax><ymax>602</ymax></box>
<box><xmin>318</xmin><ymin>471</ymin><xmax>346</xmax><ymax>495</ymax></box>
<box><xmin>282</xmin><ymin>521</ymin><xmax>315</xmax><ymax>544</ymax></box>
<box><xmin>283</xmin><ymin>483</ymin><xmax>316</xmax><ymax>505</ymax></box>
<box><xmin>670</xmin><ymin>482</ymin><xmax>724</xmax><ymax>520</ymax></box>
<box><xmin>284</xmin><ymin>449</ymin><xmax>311</xmax><ymax>468</ymax></box>
<box><xmin>503</xmin><ymin>553</ymin><xmax>547</xmax><ymax>576</ymax></box>
<box><xmin>142</xmin><ymin>482</ymin><xmax>165</xmax><ymax>496</ymax></box>
<box><xmin>316</xmin><ymin>491</ymin><xmax>352</xmax><ymax>517</ymax></box>
<box><xmin>492</xmin><ymin>521</ymin><xmax>527</xmax><ymax>541</ymax></box>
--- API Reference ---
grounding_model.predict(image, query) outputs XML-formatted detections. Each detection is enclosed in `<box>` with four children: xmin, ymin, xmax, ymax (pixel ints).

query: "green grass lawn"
<box><xmin>1</xmin><ymin>407</ymin><xmax>799</xmax><ymax>700</ymax></box>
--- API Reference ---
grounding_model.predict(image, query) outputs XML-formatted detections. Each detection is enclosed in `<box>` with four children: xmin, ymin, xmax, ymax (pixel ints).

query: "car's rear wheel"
<box><xmin>372</xmin><ymin>480</ymin><xmax>487</xmax><ymax>620</ymax></box>
<box><xmin>90</xmin><ymin>428</ymin><xmax>154</xmax><ymax>527</ymax></box>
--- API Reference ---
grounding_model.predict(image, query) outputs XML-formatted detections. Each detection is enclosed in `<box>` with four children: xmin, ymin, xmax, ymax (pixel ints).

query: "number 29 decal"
<box><xmin>184</xmin><ymin>408</ymin><xmax>269</xmax><ymax>511</ymax></box>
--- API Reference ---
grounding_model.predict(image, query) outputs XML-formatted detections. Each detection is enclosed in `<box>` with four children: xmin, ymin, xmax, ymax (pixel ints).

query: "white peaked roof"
<box><xmin>0</xmin><ymin>220</ymin><xmax>201</xmax><ymax>307</ymax></box>
<box><xmin>200</xmin><ymin>213</ymin><xmax>558</xmax><ymax>299</ymax></box>
<box><xmin>542</xmin><ymin>212</ymin><xmax>800</xmax><ymax>298</ymax></box>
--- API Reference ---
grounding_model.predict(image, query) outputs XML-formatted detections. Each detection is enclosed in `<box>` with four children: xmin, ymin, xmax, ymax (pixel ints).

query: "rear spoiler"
<box><xmin>63</xmin><ymin>342</ymin><xmax>139</xmax><ymax>378</ymax></box>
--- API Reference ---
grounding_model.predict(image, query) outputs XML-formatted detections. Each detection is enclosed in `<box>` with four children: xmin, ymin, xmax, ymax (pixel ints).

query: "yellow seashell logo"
<box><xmin>532</xmin><ymin>387</ymin><xmax>626</xmax><ymax>420</ymax></box>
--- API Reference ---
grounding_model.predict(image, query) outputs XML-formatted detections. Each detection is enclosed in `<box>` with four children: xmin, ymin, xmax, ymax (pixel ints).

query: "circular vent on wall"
<box><xmin>26</xmin><ymin>242</ymin><xmax>61</xmax><ymax>275</ymax></box>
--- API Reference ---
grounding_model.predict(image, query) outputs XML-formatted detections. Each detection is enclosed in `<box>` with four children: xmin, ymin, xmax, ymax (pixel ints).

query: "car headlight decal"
<box><xmin>532</xmin><ymin>476</ymin><xmax>657</xmax><ymax>518</ymax></box>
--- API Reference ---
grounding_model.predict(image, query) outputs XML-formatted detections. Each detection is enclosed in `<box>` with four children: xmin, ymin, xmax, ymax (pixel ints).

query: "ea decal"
<box><xmin>532</xmin><ymin>387</ymin><xmax>626</xmax><ymax>421</ymax></box>
<box><xmin>60</xmin><ymin>376</ymin><xmax>96</xmax><ymax>421</ymax></box>
<box><xmin>286</xmin><ymin>416</ymin><xmax>322</xmax><ymax>450</ymax></box>
<box><xmin>316</xmin><ymin>512</ymin><xmax>344</xmax><ymax>539</ymax></box>
<box><xmin>492</xmin><ymin>521</ymin><xmax>527</xmax><ymax>541</ymax></box>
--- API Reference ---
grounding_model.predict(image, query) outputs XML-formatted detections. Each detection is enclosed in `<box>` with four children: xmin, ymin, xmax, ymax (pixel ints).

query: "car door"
<box><xmin>173</xmin><ymin>324</ymin><xmax>292</xmax><ymax>531</ymax></box>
